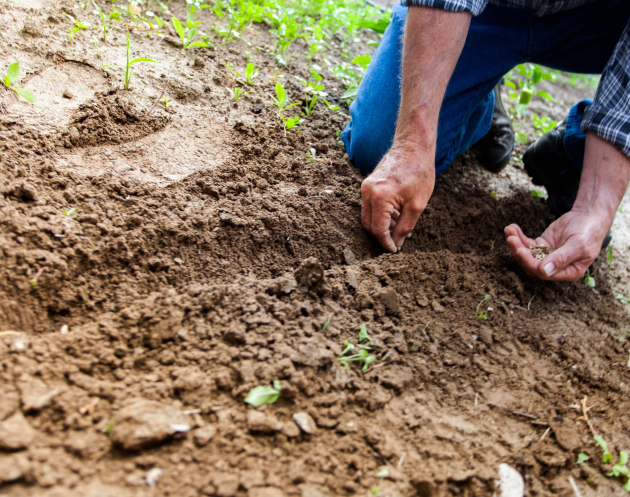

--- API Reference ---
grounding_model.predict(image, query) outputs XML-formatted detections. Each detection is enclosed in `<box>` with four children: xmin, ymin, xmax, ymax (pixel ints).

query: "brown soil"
<box><xmin>1</xmin><ymin>1</ymin><xmax>630</xmax><ymax>497</ymax></box>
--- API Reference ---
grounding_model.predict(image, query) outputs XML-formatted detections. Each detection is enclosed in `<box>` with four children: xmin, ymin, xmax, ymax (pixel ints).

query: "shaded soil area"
<box><xmin>1</xmin><ymin>1</ymin><xmax>630</xmax><ymax>496</ymax></box>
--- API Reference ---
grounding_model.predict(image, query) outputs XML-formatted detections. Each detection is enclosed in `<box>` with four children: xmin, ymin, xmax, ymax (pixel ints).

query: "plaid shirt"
<box><xmin>404</xmin><ymin>0</ymin><xmax>630</xmax><ymax>158</ymax></box>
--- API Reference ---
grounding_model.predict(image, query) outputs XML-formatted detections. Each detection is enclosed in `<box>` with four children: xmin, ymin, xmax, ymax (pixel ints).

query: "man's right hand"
<box><xmin>361</xmin><ymin>145</ymin><xmax>435</xmax><ymax>253</ymax></box>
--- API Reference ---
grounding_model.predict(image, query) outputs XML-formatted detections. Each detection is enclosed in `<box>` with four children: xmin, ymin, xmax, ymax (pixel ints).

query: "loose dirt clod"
<box><xmin>530</xmin><ymin>244</ymin><xmax>555</xmax><ymax>260</ymax></box>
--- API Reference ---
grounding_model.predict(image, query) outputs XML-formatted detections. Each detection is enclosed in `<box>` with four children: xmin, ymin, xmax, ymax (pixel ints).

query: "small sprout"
<box><xmin>91</xmin><ymin>0</ymin><xmax>111</xmax><ymax>40</ymax></box>
<box><xmin>104</xmin><ymin>31</ymin><xmax>156</xmax><ymax>90</ymax></box>
<box><xmin>607</xmin><ymin>245</ymin><xmax>614</xmax><ymax>269</ymax></box>
<box><xmin>322</xmin><ymin>314</ymin><xmax>332</xmax><ymax>331</ymax></box>
<box><xmin>30</xmin><ymin>268</ymin><xmax>44</xmax><ymax>287</ymax></box>
<box><xmin>3</xmin><ymin>62</ymin><xmax>37</xmax><ymax>103</ymax></box>
<box><xmin>476</xmin><ymin>294</ymin><xmax>491</xmax><ymax>320</ymax></box>
<box><xmin>531</xmin><ymin>189</ymin><xmax>546</xmax><ymax>199</ymax></box>
<box><xmin>489</xmin><ymin>239</ymin><xmax>495</xmax><ymax>251</ymax></box>
<box><xmin>63</xmin><ymin>12</ymin><xmax>90</xmax><ymax>42</ymax></box>
<box><xmin>245</xmin><ymin>63</ymin><xmax>259</xmax><ymax>85</ymax></box>
<box><xmin>102</xmin><ymin>418</ymin><xmax>115</xmax><ymax>438</ymax></box>
<box><xmin>358</xmin><ymin>323</ymin><xmax>371</xmax><ymax>343</ymax></box>
<box><xmin>608</xmin><ymin>451</ymin><xmax>629</xmax><ymax>478</ymax></box>
<box><xmin>62</xmin><ymin>208</ymin><xmax>77</xmax><ymax>217</ymax></box>
<box><xmin>244</xmin><ymin>380</ymin><xmax>281</xmax><ymax>406</ymax></box>
<box><xmin>371</xmin><ymin>487</ymin><xmax>379</xmax><ymax>495</ymax></box>
<box><xmin>172</xmin><ymin>16</ymin><xmax>208</xmax><ymax>49</ymax></box>
<box><xmin>577</xmin><ymin>453</ymin><xmax>590</xmax><ymax>464</ymax></box>
<box><xmin>229</xmin><ymin>87</ymin><xmax>244</xmax><ymax>101</ymax></box>
<box><xmin>583</xmin><ymin>269</ymin><xmax>595</xmax><ymax>288</ymax></box>
<box><xmin>340</xmin><ymin>341</ymin><xmax>355</xmax><ymax>356</ymax></box>
<box><xmin>594</xmin><ymin>434</ymin><xmax>613</xmax><ymax>464</ymax></box>
<box><xmin>362</xmin><ymin>355</ymin><xmax>376</xmax><ymax>371</ymax></box>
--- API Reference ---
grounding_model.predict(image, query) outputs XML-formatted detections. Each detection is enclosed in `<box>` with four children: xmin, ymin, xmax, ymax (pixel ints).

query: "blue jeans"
<box><xmin>342</xmin><ymin>0</ymin><xmax>630</xmax><ymax>176</ymax></box>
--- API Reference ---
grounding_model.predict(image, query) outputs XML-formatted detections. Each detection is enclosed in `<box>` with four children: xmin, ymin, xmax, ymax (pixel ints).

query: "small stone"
<box><xmin>193</xmin><ymin>57</ymin><xmax>205</xmax><ymax>68</ymax></box>
<box><xmin>343</xmin><ymin>249</ymin><xmax>358</xmax><ymax>265</ymax></box>
<box><xmin>173</xmin><ymin>257</ymin><xmax>184</xmax><ymax>265</ymax></box>
<box><xmin>496</xmin><ymin>463</ymin><xmax>524</xmax><ymax>497</ymax></box>
<box><xmin>292</xmin><ymin>412</ymin><xmax>317</xmax><ymax>435</ymax></box>
<box><xmin>111</xmin><ymin>399</ymin><xmax>189</xmax><ymax>450</ymax></box>
<box><xmin>0</xmin><ymin>411</ymin><xmax>35</xmax><ymax>450</ymax></box>
<box><xmin>62</xmin><ymin>89</ymin><xmax>74</xmax><ymax>99</ymax></box>
<box><xmin>251</xmin><ymin>104</ymin><xmax>263</xmax><ymax>114</ymax></box>
<box><xmin>281</xmin><ymin>421</ymin><xmax>300</xmax><ymax>438</ymax></box>
<box><xmin>145</xmin><ymin>467</ymin><xmax>163</xmax><ymax>487</ymax></box>
<box><xmin>19</xmin><ymin>376</ymin><xmax>61</xmax><ymax>412</ymax></box>
<box><xmin>247</xmin><ymin>410</ymin><xmax>283</xmax><ymax>433</ymax></box>
<box><xmin>193</xmin><ymin>425</ymin><xmax>217</xmax><ymax>447</ymax></box>
<box><xmin>335</xmin><ymin>420</ymin><xmax>358</xmax><ymax>434</ymax></box>
<box><xmin>375</xmin><ymin>288</ymin><xmax>400</xmax><ymax>315</ymax></box>
<box><xmin>213</xmin><ymin>473</ymin><xmax>239</xmax><ymax>497</ymax></box>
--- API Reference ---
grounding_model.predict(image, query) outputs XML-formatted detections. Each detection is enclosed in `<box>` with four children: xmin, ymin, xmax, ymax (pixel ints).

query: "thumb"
<box><xmin>391</xmin><ymin>202</ymin><xmax>423</xmax><ymax>248</ymax></box>
<box><xmin>538</xmin><ymin>239</ymin><xmax>584</xmax><ymax>280</ymax></box>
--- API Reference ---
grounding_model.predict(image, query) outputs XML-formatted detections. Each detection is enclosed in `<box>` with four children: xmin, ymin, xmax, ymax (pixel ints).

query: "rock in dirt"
<box><xmin>496</xmin><ymin>463</ymin><xmax>524</xmax><ymax>497</ymax></box>
<box><xmin>65</xmin><ymin>430</ymin><xmax>109</xmax><ymax>459</ymax></box>
<box><xmin>247</xmin><ymin>410</ymin><xmax>283</xmax><ymax>433</ymax></box>
<box><xmin>292</xmin><ymin>412</ymin><xmax>317</xmax><ymax>435</ymax></box>
<box><xmin>294</xmin><ymin>257</ymin><xmax>325</xmax><ymax>288</ymax></box>
<box><xmin>0</xmin><ymin>453</ymin><xmax>30</xmax><ymax>484</ymax></box>
<box><xmin>0</xmin><ymin>411</ymin><xmax>35</xmax><ymax>450</ymax></box>
<box><xmin>193</xmin><ymin>425</ymin><xmax>217</xmax><ymax>447</ymax></box>
<box><xmin>249</xmin><ymin>487</ymin><xmax>286</xmax><ymax>497</ymax></box>
<box><xmin>281</xmin><ymin>421</ymin><xmax>300</xmax><ymax>438</ymax></box>
<box><xmin>375</xmin><ymin>287</ymin><xmax>400</xmax><ymax>315</ymax></box>
<box><xmin>145</xmin><ymin>467</ymin><xmax>163</xmax><ymax>487</ymax></box>
<box><xmin>343</xmin><ymin>249</ymin><xmax>358</xmax><ymax>265</ymax></box>
<box><xmin>18</xmin><ymin>375</ymin><xmax>61</xmax><ymax>412</ymax></box>
<box><xmin>111</xmin><ymin>399</ymin><xmax>190</xmax><ymax>450</ymax></box>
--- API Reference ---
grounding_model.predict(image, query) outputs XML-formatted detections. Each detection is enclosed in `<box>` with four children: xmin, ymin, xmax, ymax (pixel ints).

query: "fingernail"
<box><xmin>543</xmin><ymin>262</ymin><xmax>555</xmax><ymax>276</ymax></box>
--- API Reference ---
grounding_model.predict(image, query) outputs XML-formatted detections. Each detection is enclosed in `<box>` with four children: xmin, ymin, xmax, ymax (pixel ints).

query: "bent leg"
<box><xmin>342</xmin><ymin>3</ymin><xmax>527</xmax><ymax>176</ymax></box>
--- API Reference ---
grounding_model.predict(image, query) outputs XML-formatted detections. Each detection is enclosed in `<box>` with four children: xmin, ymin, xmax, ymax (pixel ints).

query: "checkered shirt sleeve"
<box><xmin>403</xmin><ymin>0</ymin><xmax>488</xmax><ymax>16</ymax></box>
<box><xmin>581</xmin><ymin>19</ymin><xmax>630</xmax><ymax>159</ymax></box>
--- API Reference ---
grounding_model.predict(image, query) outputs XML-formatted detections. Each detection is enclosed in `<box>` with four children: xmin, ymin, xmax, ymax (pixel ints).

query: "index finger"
<box><xmin>370</xmin><ymin>202</ymin><xmax>398</xmax><ymax>253</ymax></box>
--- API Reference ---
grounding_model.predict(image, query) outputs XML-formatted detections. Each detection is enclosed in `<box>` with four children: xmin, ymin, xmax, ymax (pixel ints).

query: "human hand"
<box><xmin>361</xmin><ymin>145</ymin><xmax>435</xmax><ymax>253</ymax></box>
<box><xmin>504</xmin><ymin>209</ymin><xmax>612</xmax><ymax>281</ymax></box>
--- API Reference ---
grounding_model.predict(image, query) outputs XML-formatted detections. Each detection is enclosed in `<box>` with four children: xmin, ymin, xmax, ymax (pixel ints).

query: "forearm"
<box><xmin>572</xmin><ymin>132</ymin><xmax>630</xmax><ymax>226</ymax></box>
<box><xmin>394</xmin><ymin>6</ymin><xmax>471</xmax><ymax>152</ymax></box>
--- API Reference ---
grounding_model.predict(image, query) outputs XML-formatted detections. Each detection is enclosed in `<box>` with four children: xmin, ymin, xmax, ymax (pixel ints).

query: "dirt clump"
<box><xmin>63</xmin><ymin>92</ymin><xmax>169</xmax><ymax>148</ymax></box>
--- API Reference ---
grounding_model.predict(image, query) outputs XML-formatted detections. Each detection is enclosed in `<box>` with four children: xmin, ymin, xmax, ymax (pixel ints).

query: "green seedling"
<box><xmin>323</xmin><ymin>99</ymin><xmax>340</xmax><ymax>111</ymax></box>
<box><xmin>615</xmin><ymin>294</ymin><xmax>630</xmax><ymax>304</ymax></box>
<box><xmin>64</xmin><ymin>12</ymin><xmax>90</xmax><ymax>42</ymax></box>
<box><xmin>489</xmin><ymin>239</ymin><xmax>495</xmax><ymax>251</ymax></box>
<box><xmin>577</xmin><ymin>453</ymin><xmax>590</xmax><ymax>464</ymax></box>
<box><xmin>607</xmin><ymin>245</ymin><xmax>614</xmax><ymax>269</ymax></box>
<box><xmin>2</xmin><ymin>63</ymin><xmax>37</xmax><ymax>103</ymax></box>
<box><xmin>357</xmin><ymin>17</ymin><xmax>391</xmax><ymax>34</ymax></box>
<box><xmin>229</xmin><ymin>86</ymin><xmax>244</xmax><ymax>101</ymax></box>
<box><xmin>322</xmin><ymin>314</ymin><xmax>332</xmax><ymax>331</ymax></box>
<box><xmin>505</xmin><ymin>64</ymin><xmax>554</xmax><ymax>118</ymax></box>
<box><xmin>358</xmin><ymin>323</ymin><xmax>371</xmax><ymax>343</ymax></box>
<box><xmin>271</xmin><ymin>82</ymin><xmax>298</xmax><ymax>113</ymax></box>
<box><xmin>583</xmin><ymin>269</ymin><xmax>595</xmax><ymax>288</ymax></box>
<box><xmin>244</xmin><ymin>380</ymin><xmax>281</xmax><ymax>406</ymax></box>
<box><xmin>102</xmin><ymin>418</ymin><xmax>115</xmax><ymax>438</ymax></box>
<box><xmin>299</xmin><ymin>71</ymin><xmax>328</xmax><ymax>117</ymax></box>
<box><xmin>91</xmin><ymin>0</ymin><xmax>111</xmax><ymax>40</ymax></box>
<box><xmin>280</xmin><ymin>114</ymin><xmax>300</xmax><ymax>131</ymax></box>
<box><xmin>104</xmin><ymin>31</ymin><xmax>156</xmax><ymax>90</ymax></box>
<box><xmin>476</xmin><ymin>294</ymin><xmax>491</xmax><ymax>320</ymax></box>
<box><xmin>595</xmin><ymin>434</ymin><xmax>613</xmax><ymax>464</ymax></box>
<box><xmin>531</xmin><ymin>189</ymin><xmax>546</xmax><ymax>200</ymax></box>
<box><xmin>62</xmin><ymin>208</ymin><xmax>77</xmax><ymax>217</ymax></box>
<box><xmin>162</xmin><ymin>95</ymin><xmax>169</xmax><ymax>107</ymax></box>
<box><xmin>29</xmin><ymin>268</ymin><xmax>44</xmax><ymax>287</ymax></box>
<box><xmin>172</xmin><ymin>16</ymin><xmax>208</xmax><ymax>49</ymax></box>
<box><xmin>245</xmin><ymin>62</ymin><xmax>259</xmax><ymax>85</ymax></box>
<box><xmin>109</xmin><ymin>7</ymin><xmax>122</xmax><ymax>21</ymax></box>
<box><xmin>533</xmin><ymin>113</ymin><xmax>557</xmax><ymax>136</ymax></box>
<box><xmin>225</xmin><ymin>62</ymin><xmax>241</xmax><ymax>86</ymax></box>
<box><xmin>515</xmin><ymin>132</ymin><xmax>528</xmax><ymax>144</ymax></box>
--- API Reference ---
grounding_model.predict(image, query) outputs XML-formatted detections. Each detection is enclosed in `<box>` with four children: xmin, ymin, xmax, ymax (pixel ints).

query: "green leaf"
<box><xmin>504</xmin><ymin>80</ymin><xmax>516</xmax><ymax>90</ymax></box>
<box><xmin>12</xmin><ymin>87</ymin><xmax>37</xmax><ymax>103</ymax></box>
<box><xmin>577</xmin><ymin>453</ymin><xmax>590</xmax><ymax>464</ymax></box>
<box><xmin>357</xmin><ymin>18</ymin><xmax>390</xmax><ymax>34</ymax></box>
<box><xmin>186</xmin><ymin>41</ymin><xmax>208</xmax><ymax>48</ymax></box>
<box><xmin>342</xmin><ymin>85</ymin><xmax>358</xmax><ymax>99</ymax></box>
<box><xmin>6</xmin><ymin>62</ymin><xmax>20</xmax><ymax>84</ymax></box>
<box><xmin>358</xmin><ymin>324</ymin><xmax>371</xmax><ymax>342</ymax></box>
<box><xmin>594</xmin><ymin>435</ymin><xmax>613</xmax><ymax>463</ymax></box>
<box><xmin>4</xmin><ymin>75</ymin><xmax>10</xmax><ymax>87</ymax></box>
<box><xmin>536</xmin><ymin>90</ymin><xmax>554</xmax><ymax>102</ymax></box>
<box><xmin>274</xmin><ymin>83</ymin><xmax>286</xmax><ymax>108</ymax></box>
<box><xmin>244</xmin><ymin>384</ymin><xmax>280</xmax><ymax>406</ymax></box>
<box><xmin>519</xmin><ymin>87</ymin><xmax>533</xmax><ymax>104</ymax></box>
<box><xmin>172</xmin><ymin>16</ymin><xmax>185</xmax><ymax>41</ymax></box>
<box><xmin>362</xmin><ymin>355</ymin><xmax>376</xmax><ymax>371</ymax></box>
<box><xmin>322</xmin><ymin>314</ymin><xmax>332</xmax><ymax>331</ymax></box>
<box><xmin>351</xmin><ymin>55</ymin><xmax>371</xmax><ymax>70</ymax></box>
<box><xmin>515</xmin><ymin>132</ymin><xmax>528</xmax><ymax>144</ymax></box>
<box><xmin>129</xmin><ymin>57</ymin><xmax>156</xmax><ymax>65</ymax></box>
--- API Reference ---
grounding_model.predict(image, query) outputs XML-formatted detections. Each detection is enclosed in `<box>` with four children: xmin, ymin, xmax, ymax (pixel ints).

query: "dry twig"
<box><xmin>579</xmin><ymin>395</ymin><xmax>597</xmax><ymax>437</ymax></box>
<box><xmin>146</xmin><ymin>77</ymin><xmax>169</xmax><ymax>116</ymax></box>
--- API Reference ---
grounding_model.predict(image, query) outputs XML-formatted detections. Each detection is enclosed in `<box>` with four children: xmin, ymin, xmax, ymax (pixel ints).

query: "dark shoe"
<box><xmin>523</xmin><ymin>122</ymin><xmax>612</xmax><ymax>249</ymax></box>
<box><xmin>470</xmin><ymin>83</ymin><xmax>515</xmax><ymax>173</ymax></box>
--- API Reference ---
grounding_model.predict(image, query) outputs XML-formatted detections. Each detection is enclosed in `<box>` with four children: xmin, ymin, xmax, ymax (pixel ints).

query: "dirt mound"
<box><xmin>1</xmin><ymin>1</ymin><xmax>629</xmax><ymax>496</ymax></box>
<box><xmin>62</xmin><ymin>92</ymin><xmax>170</xmax><ymax>148</ymax></box>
